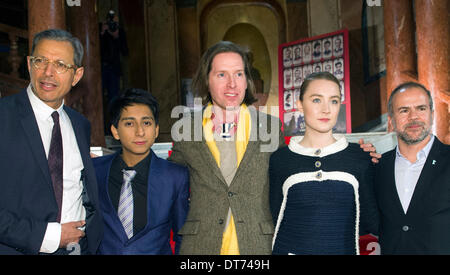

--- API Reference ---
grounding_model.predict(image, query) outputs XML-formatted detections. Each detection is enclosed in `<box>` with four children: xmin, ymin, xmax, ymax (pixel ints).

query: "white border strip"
<box><xmin>272</xmin><ymin>171</ymin><xmax>360</xmax><ymax>255</ymax></box>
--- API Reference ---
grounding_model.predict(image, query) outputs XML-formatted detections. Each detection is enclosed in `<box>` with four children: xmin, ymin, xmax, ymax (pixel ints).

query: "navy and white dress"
<box><xmin>269</xmin><ymin>136</ymin><xmax>378</xmax><ymax>255</ymax></box>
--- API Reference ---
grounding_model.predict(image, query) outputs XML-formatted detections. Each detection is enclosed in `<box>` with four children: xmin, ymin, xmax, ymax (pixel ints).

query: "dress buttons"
<box><xmin>315</xmin><ymin>171</ymin><xmax>322</xmax><ymax>179</ymax></box>
<box><xmin>402</xmin><ymin>225</ymin><xmax>409</xmax><ymax>232</ymax></box>
<box><xmin>314</xmin><ymin>149</ymin><xmax>321</xmax><ymax>156</ymax></box>
<box><xmin>315</xmin><ymin>161</ymin><xmax>322</xmax><ymax>168</ymax></box>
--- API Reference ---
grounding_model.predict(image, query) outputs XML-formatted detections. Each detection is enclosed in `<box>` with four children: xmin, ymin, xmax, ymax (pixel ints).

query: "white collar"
<box><xmin>395</xmin><ymin>134</ymin><xmax>435</xmax><ymax>163</ymax></box>
<box><xmin>27</xmin><ymin>84</ymin><xmax>64</xmax><ymax>122</ymax></box>
<box><xmin>288</xmin><ymin>134</ymin><xmax>348</xmax><ymax>157</ymax></box>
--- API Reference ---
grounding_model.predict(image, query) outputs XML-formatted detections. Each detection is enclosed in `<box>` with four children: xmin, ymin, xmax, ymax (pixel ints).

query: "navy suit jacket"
<box><xmin>93</xmin><ymin>150</ymin><xmax>189</xmax><ymax>255</ymax></box>
<box><xmin>375</xmin><ymin>137</ymin><xmax>450</xmax><ymax>254</ymax></box>
<box><xmin>0</xmin><ymin>89</ymin><xmax>103</xmax><ymax>254</ymax></box>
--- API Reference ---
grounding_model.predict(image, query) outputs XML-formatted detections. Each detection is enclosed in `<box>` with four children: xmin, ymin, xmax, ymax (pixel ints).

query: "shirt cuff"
<box><xmin>39</xmin><ymin>223</ymin><xmax>61</xmax><ymax>254</ymax></box>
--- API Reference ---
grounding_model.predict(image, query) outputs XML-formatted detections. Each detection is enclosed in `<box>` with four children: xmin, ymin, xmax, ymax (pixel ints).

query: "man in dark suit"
<box><xmin>0</xmin><ymin>29</ymin><xmax>103</xmax><ymax>254</ymax></box>
<box><xmin>93</xmin><ymin>88</ymin><xmax>189</xmax><ymax>254</ymax></box>
<box><xmin>375</xmin><ymin>82</ymin><xmax>450</xmax><ymax>254</ymax></box>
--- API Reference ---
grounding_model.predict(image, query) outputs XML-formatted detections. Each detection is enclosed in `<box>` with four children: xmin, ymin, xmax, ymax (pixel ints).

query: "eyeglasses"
<box><xmin>29</xmin><ymin>56</ymin><xmax>77</xmax><ymax>74</ymax></box>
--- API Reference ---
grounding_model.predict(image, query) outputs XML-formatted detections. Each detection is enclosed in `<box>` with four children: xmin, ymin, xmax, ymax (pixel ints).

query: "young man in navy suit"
<box><xmin>375</xmin><ymin>82</ymin><xmax>450</xmax><ymax>254</ymax></box>
<box><xmin>93</xmin><ymin>88</ymin><xmax>189</xmax><ymax>254</ymax></box>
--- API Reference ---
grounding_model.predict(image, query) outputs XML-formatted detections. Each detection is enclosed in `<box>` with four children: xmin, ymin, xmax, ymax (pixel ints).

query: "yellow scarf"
<box><xmin>202</xmin><ymin>103</ymin><xmax>251</xmax><ymax>255</ymax></box>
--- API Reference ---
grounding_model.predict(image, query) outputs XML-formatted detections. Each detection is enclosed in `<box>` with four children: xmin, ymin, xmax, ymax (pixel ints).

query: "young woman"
<box><xmin>269</xmin><ymin>72</ymin><xmax>378</xmax><ymax>255</ymax></box>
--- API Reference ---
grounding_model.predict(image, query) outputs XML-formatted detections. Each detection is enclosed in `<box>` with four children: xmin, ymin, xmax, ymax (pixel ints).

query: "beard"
<box><xmin>395</xmin><ymin>120</ymin><xmax>431</xmax><ymax>145</ymax></box>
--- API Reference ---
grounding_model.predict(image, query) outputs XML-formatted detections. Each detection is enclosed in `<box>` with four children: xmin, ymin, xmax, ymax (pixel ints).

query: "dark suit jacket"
<box><xmin>93</xmin><ymin>150</ymin><xmax>189</xmax><ymax>255</ymax></box>
<box><xmin>374</xmin><ymin>137</ymin><xmax>450</xmax><ymax>254</ymax></box>
<box><xmin>168</xmin><ymin>108</ymin><xmax>285</xmax><ymax>255</ymax></box>
<box><xmin>0</xmin><ymin>89</ymin><xmax>103</xmax><ymax>255</ymax></box>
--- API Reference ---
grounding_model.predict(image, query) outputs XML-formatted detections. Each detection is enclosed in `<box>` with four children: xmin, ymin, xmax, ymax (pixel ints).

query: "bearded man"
<box><xmin>374</xmin><ymin>82</ymin><xmax>450</xmax><ymax>255</ymax></box>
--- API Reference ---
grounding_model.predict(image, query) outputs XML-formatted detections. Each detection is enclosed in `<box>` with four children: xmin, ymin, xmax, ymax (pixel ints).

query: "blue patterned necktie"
<box><xmin>118</xmin><ymin>169</ymin><xmax>136</xmax><ymax>239</ymax></box>
<box><xmin>48</xmin><ymin>111</ymin><xmax>63</xmax><ymax>223</ymax></box>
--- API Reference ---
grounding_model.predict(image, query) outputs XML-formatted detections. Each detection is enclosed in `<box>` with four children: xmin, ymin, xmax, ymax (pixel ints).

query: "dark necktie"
<box><xmin>48</xmin><ymin>111</ymin><xmax>63</xmax><ymax>223</ymax></box>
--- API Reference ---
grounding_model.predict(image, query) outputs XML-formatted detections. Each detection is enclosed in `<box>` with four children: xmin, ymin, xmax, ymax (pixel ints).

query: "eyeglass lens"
<box><xmin>32</xmin><ymin>57</ymin><xmax>71</xmax><ymax>73</ymax></box>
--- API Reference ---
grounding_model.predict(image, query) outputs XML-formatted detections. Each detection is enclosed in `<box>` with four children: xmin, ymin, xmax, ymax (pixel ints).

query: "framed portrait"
<box><xmin>278</xmin><ymin>29</ymin><xmax>352</xmax><ymax>137</ymax></box>
<box><xmin>293</xmin><ymin>45</ymin><xmax>302</xmax><ymax>65</ymax></box>
<box><xmin>302</xmin><ymin>64</ymin><xmax>313</xmax><ymax>79</ymax></box>
<box><xmin>283</xmin><ymin>68</ymin><xmax>293</xmax><ymax>89</ymax></box>
<box><xmin>323</xmin><ymin>60</ymin><xmax>333</xmax><ymax>74</ymax></box>
<box><xmin>283</xmin><ymin>46</ymin><xmax>293</xmax><ymax>67</ymax></box>
<box><xmin>333</xmin><ymin>58</ymin><xmax>344</xmax><ymax>80</ymax></box>
<box><xmin>312</xmin><ymin>40</ymin><xmax>322</xmax><ymax>62</ymax></box>
<box><xmin>283</xmin><ymin>90</ymin><xmax>294</xmax><ymax>111</ymax></box>
<box><xmin>313</xmin><ymin>63</ymin><xmax>322</xmax><ymax>73</ymax></box>
<box><xmin>283</xmin><ymin>111</ymin><xmax>306</xmax><ymax>136</ymax></box>
<box><xmin>333</xmin><ymin>35</ymin><xmax>344</xmax><ymax>57</ymax></box>
<box><xmin>302</xmin><ymin>42</ymin><xmax>312</xmax><ymax>64</ymax></box>
<box><xmin>293</xmin><ymin>67</ymin><xmax>302</xmax><ymax>88</ymax></box>
<box><xmin>322</xmin><ymin>38</ymin><xmax>333</xmax><ymax>59</ymax></box>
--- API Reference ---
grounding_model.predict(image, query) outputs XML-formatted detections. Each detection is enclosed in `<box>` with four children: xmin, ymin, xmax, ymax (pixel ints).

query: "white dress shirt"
<box><xmin>395</xmin><ymin>135</ymin><xmax>434</xmax><ymax>214</ymax></box>
<box><xmin>27</xmin><ymin>86</ymin><xmax>86</xmax><ymax>253</ymax></box>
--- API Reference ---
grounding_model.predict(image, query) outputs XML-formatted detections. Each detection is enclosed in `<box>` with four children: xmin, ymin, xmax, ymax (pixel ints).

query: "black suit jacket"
<box><xmin>0</xmin><ymin>89</ymin><xmax>103</xmax><ymax>254</ymax></box>
<box><xmin>374</xmin><ymin>137</ymin><xmax>450</xmax><ymax>254</ymax></box>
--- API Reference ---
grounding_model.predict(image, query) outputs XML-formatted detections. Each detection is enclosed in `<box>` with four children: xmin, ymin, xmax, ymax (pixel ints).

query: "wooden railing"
<box><xmin>0</xmin><ymin>23</ymin><xmax>28</xmax><ymax>97</ymax></box>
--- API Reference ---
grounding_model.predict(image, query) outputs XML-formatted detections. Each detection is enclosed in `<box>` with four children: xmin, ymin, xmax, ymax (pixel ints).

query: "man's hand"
<box><xmin>359</xmin><ymin>138</ymin><xmax>381</xmax><ymax>164</ymax></box>
<box><xmin>59</xmin><ymin>221</ymin><xmax>86</xmax><ymax>248</ymax></box>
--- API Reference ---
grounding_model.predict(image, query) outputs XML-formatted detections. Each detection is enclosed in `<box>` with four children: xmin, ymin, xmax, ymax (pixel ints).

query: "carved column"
<box><xmin>7</xmin><ymin>33</ymin><xmax>20</xmax><ymax>78</ymax></box>
<box><xmin>382</xmin><ymin>0</ymin><xmax>417</xmax><ymax>115</ymax></box>
<box><xmin>415</xmin><ymin>0</ymin><xmax>450</xmax><ymax>144</ymax></box>
<box><xmin>67</xmin><ymin>0</ymin><xmax>105</xmax><ymax>146</ymax></box>
<box><xmin>28</xmin><ymin>0</ymin><xmax>66</xmax><ymax>50</ymax></box>
<box><xmin>144</xmin><ymin>0</ymin><xmax>180</xmax><ymax>142</ymax></box>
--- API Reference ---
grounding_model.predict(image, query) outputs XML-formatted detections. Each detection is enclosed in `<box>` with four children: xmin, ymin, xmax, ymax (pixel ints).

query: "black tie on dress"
<box><xmin>48</xmin><ymin>111</ymin><xmax>63</xmax><ymax>223</ymax></box>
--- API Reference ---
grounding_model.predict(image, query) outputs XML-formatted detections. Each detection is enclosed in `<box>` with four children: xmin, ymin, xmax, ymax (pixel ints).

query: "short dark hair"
<box><xmin>191</xmin><ymin>41</ymin><xmax>257</xmax><ymax>106</ymax></box>
<box><xmin>388</xmin><ymin>82</ymin><xmax>433</xmax><ymax>116</ymax></box>
<box><xmin>109</xmin><ymin>88</ymin><xmax>160</xmax><ymax>128</ymax></box>
<box><xmin>299</xmin><ymin>71</ymin><xmax>340</xmax><ymax>101</ymax></box>
<box><xmin>31</xmin><ymin>29</ymin><xmax>84</xmax><ymax>67</ymax></box>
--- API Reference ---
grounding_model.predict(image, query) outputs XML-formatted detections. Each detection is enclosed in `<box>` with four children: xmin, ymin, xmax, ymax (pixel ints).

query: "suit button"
<box><xmin>315</xmin><ymin>171</ymin><xmax>322</xmax><ymax>179</ymax></box>
<box><xmin>315</xmin><ymin>161</ymin><xmax>322</xmax><ymax>168</ymax></box>
<box><xmin>402</xmin><ymin>225</ymin><xmax>409</xmax><ymax>232</ymax></box>
<box><xmin>219</xmin><ymin>219</ymin><xmax>224</xmax><ymax>224</ymax></box>
<box><xmin>228</xmin><ymin>192</ymin><xmax>234</xmax><ymax>197</ymax></box>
